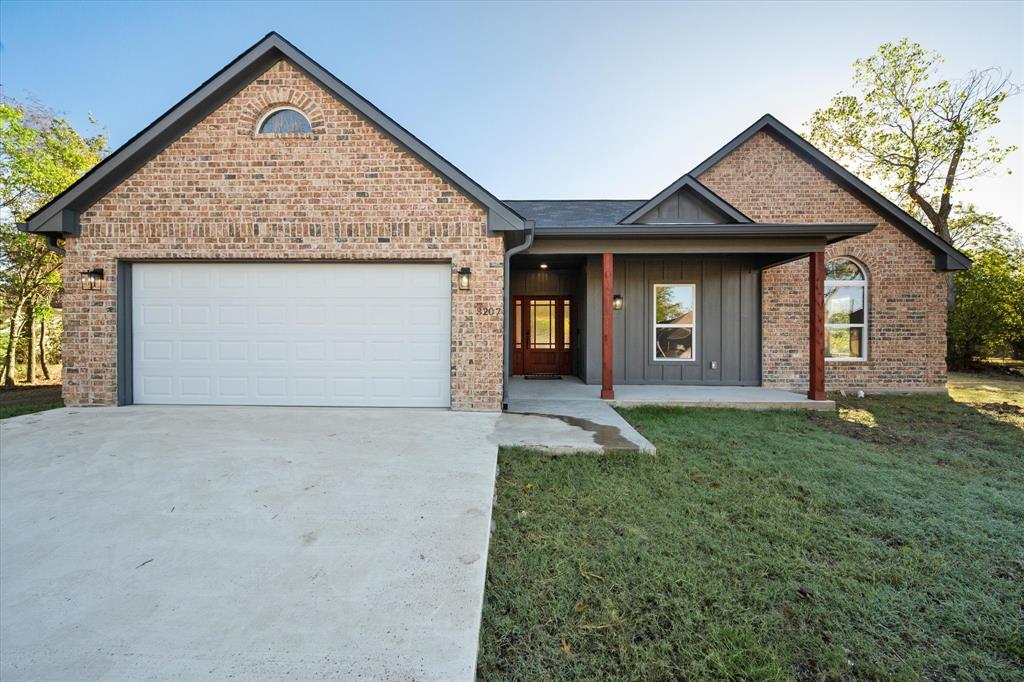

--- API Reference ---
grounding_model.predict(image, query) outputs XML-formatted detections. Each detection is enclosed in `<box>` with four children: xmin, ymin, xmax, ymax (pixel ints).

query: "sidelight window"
<box><xmin>654</xmin><ymin>284</ymin><xmax>696</xmax><ymax>361</ymax></box>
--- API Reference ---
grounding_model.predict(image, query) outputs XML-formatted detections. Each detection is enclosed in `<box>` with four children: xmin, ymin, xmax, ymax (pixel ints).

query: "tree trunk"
<box><xmin>25</xmin><ymin>306</ymin><xmax>36</xmax><ymax>384</ymax></box>
<box><xmin>39</xmin><ymin>318</ymin><xmax>50</xmax><ymax>380</ymax></box>
<box><xmin>2</xmin><ymin>304</ymin><xmax>22</xmax><ymax>388</ymax></box>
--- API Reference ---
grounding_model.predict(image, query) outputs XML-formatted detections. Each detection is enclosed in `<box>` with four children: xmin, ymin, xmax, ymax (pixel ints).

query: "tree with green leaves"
<box><xmin>0</xmin><ymin>99</ymin><xmax>105</xmax><ymax>386</ymax></box>
<box><xmin>948</xmin><ymin>237</ymin><xmax>1024</xmax><ymax>367</ymax></box>
<box><xmin>807</xmin><ymin>39</ymin><xmax>1018</xmax><ymax>249</ymax></box>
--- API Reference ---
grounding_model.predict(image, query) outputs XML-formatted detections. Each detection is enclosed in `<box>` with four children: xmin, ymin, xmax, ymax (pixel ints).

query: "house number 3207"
<box><xmin>479</xmin><ymin>307</ymin><xmax>499</xmax><ymax>316</ymax></box>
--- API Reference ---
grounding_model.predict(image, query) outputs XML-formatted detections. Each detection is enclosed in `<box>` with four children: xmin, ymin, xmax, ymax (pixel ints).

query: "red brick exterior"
<box><xmin>699</xmin><ymin>131</ymin><xmax>948</xmax><ymax>392</ymax></box>
<box><xmin>62</xmin><ymin>60</ymin><xmax>505</xmax><ymax>410</ymax></box>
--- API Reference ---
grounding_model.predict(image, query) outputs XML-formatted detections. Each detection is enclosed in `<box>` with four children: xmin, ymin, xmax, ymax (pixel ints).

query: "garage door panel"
<box><xmin>132</xmin><ymin>263</ymin><xmax>452</xmax><ymax>407</ymax></box>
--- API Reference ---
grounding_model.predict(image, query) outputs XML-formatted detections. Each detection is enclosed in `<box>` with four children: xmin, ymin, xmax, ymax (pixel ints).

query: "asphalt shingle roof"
<box><xmin>503</xmin><ymin>200</ymin><xmax>646</xmax><ymax>228</ymax></box>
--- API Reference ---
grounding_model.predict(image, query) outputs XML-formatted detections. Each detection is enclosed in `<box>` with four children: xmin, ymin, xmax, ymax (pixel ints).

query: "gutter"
<box><xmin>501</xmin><ymin>221</ymin><xmax>535</xmax><ymax>410</ymax></box>
<box><xmin>533</xmin><ymin>223</ymin><xmax>876</xmax><ymax>241</ymax></box>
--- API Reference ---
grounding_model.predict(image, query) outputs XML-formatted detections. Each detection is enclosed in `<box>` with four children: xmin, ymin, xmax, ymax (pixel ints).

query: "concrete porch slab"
<box><xmin>509</xmin><ymin>376</ymin><xmax>834</xmax><ymax>411</ymax></box>
<box><xmin>611</xmin><ymin>384</ymin><xmax>836</xmax><ymax>410</ymax></box>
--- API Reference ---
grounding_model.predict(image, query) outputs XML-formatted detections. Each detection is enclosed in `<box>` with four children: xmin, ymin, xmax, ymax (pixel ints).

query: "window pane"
<box><xmin>655</xmin><ymin>327</ymin><xmax>693</xmax><ymax>360</ymax></box>
<box><xmin>563</xmin><ymin>300</ymin><xmax>571</xmax><ymax>350</ymax></box>
<box><xmin>826</xmin><ymin>286</ymin><xmax>864</xmax><ymax>324</ymax></box>
<box><xmin>514</xmin><ymin>300</ymin><xmax>522</xmax><ymax>349</ymax></box>
<box><xmin>825</xmin><ymin>258</ymin><xmax>864</xmax><ymax>281</ymax></box>
<box><xmin>259</xmin><ymin>109</ymin><xmax>313</xmax><ymax>134</ymax></box>
<box><xmin>655</xmin><ymin>285</ymin><xmax>694</xmax><ymax>325</ymax></box>
<box><xmin>826</xmin><ymin>327</ymin><xmax>863</xmax><ymax>359</ymax></box>
<box><xmin>530</xmin><ymin>299</ymin><xmax>555</xmax><ymax>349</ymax></box>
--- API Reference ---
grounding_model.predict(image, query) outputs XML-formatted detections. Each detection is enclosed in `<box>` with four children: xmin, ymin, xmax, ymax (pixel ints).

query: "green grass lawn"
<box><xmin>479</xmin><ymin>376</ymin><xmax>1024</xmax><ymax>680</ymax></box>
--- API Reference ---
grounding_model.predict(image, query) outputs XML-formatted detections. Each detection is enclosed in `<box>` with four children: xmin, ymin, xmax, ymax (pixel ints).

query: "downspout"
<box><xmin>502</xmin><ymin>220</ymin><xmax>535</xmax><ymax>410</ymax></box>
<box><xmin>45</xmin><ymin>234</ymin><xmax>66</xmax><ymax>256</ymax></box>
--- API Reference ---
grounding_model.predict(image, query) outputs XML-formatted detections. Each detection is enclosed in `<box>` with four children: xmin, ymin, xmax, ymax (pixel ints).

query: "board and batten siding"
<box><xmin>584</xmin><ymin>255</ymin><xmax>761</xmax><ymax>385</ymax></box>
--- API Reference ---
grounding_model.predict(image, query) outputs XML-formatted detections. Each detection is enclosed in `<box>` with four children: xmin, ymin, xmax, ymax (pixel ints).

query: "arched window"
<box><xmin>825</xmin><ymin>257</ymin><xmax>867</xmax><ymax>360</ymax></box>
<box><xmin>257</xmin><ymin>108</ymin><xmax>313</xmax><ymax>134</ymax></box>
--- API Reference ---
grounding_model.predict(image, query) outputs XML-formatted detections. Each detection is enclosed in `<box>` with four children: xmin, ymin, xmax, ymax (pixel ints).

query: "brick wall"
<box><xmin>699</xmin><ymin>131</ymin><xmax>948</xmax><ymax>391</ymax></box>
<box><xmin>62</xmin><ymin>59</ymin><xmax>505</xmax><ymax>410</ymax></box>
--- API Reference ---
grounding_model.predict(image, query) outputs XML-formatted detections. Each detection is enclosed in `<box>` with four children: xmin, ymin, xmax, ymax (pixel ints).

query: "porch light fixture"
<box><xmin>613</xmin><ymin>294</ymin><xmax>624</xmax><ymax>310</ymax></box>
<box><xmin>539</xmin><ymin>263</ymin><xmax>549</xmax><ymax>269</ymax></box>
<box><xmin>81</xmin><ymin>268</ymin><xmax>104</xmax><ymax>290</ymax></box>
<box><xmin>457</xmin><ymin>267</ymin><xmax>472</xmax><ymax>290</ymax></box>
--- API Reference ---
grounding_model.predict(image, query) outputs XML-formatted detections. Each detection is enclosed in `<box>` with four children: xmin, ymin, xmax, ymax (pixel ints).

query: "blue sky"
<box><xmin>2</xmin><ymin>0</ymin><xmax>1022</xmax><ymax>229</ymax></box>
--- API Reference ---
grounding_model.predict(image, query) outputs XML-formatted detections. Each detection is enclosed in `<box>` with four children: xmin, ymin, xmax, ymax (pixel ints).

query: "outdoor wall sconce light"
<box><xmin>81</xmin><ymin>268</ymin><xmax>104</xmax><ymax>290</ymax></box>
<box><xmin>457</xmin><ymin>267</ymin><xmax>472</xmax><ymax>290</ymax></box>
<box><xmin>612</xmin><ymin>294</ymin><xmax>624</xmax><ymax>310</ymax></box>
<box><xmin>539</xmin><ymin>263</ymin><xmax>549</xmax><ymax>269</ymax></box>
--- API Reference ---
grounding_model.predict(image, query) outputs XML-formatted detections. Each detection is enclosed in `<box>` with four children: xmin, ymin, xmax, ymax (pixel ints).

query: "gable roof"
<box><xmin>618</xmin><ymin>174</ymin><xmax>751</xmax><ymax>225</ymax></box>
<box><xmin>20</xmin><ymin>32</ymin><xmax>525</xmax><ymax>236</ymax></box>
<box><xmin>690</xmin><ymin>114</ymin><xmax>971</xmax><ymax>270</ymax></box>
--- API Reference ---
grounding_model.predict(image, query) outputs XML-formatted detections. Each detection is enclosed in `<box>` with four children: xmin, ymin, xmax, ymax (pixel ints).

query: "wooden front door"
<box><xmin>513</xmin><ymin>296</ymin><xmax>573</xmax><ymax>375</ymax></box>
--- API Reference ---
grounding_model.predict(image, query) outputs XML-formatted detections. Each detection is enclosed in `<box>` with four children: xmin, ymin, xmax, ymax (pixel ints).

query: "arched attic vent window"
<box><xmin>257</xmin><ymin>107</ymin><xmax>313</xmax><ymax>134</ymax></box>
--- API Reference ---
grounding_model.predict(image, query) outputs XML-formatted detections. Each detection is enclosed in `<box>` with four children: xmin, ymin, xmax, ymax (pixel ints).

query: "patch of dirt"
<box><xmin>0</xmin><ymin>384</ymin><xmax>62</xmax><ymax>407</ymax></box>
<box><xmin>806</xmin><ymin>411</ymin><xmax>914</xmax><ymax>446</ymax></box>
<box><xmin>976</xmin><ymin>402</ymin><xmax>1024</xmax><ymax>416</ymax></box>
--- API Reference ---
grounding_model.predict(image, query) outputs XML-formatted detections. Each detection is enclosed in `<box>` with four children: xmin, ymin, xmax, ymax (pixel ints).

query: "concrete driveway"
<box><xmin>0</xmin><ymin>406</ymin><xmax>500</xmax><ymax>680</ymax></box>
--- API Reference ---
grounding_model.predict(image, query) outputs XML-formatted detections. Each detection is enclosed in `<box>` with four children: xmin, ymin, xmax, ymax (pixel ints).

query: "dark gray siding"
<box><xmin>585</xmin><ymin>256</ymin><xmax>761</xmax><ymax>385</ymax></box>
<box><xmin>636</xmin><ymin>188</ymin><xmax>728</xmax><ymax>224</ymax></box>
<box><xmin>510</xmin><ymin>268</ymin><xmax>576</xmax><ymax>296</ymax></box>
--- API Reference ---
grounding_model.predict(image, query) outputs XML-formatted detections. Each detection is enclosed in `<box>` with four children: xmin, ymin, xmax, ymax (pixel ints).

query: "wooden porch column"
<box><xmin>808</xmin><ymin>251</ymin><xmax>826</xmax><ymax>401</ymax></box>
<box><xmin>601</xmin><ymin>252</ymin><xmax>614</xmax><ymax>399</ymax></box>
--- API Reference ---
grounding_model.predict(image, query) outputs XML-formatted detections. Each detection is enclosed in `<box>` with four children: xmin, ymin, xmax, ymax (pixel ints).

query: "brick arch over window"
<box><xmin>240</xmin><ymin>91</ymin><xmax>326</xmax><ymax>136</ymax></box>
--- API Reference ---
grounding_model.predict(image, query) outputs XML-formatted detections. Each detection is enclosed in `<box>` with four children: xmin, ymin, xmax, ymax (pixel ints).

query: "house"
<box><xmin>20</xmin><ymin>33</ymin><xmax>970</xmax><ymax>411</ymax></box>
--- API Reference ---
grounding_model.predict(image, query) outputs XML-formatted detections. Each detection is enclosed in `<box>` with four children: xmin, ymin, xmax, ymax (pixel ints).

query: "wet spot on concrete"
<box><xmin>302</xmin><ymin>531</ymin><xmax>318</xmax><ymax>545</ymax></box>
<box><xmin>520</xmin><ymin>412</ymin><xmax>639</xmax><ymax>451</ymax></box>
<box><xmin>459</xmin><ymin>553</ymin><xmax>480</xmax><ymax>565</ymax></box>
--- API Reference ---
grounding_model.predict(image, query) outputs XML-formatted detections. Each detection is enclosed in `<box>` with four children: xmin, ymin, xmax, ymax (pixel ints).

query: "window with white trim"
<box><xmin>654</xmin><ymin>283</ymin><xmax>696</xmax><ymax>361</ymax></box>
<box><xmin>257</xmin><ymin>108</ymin><xmax>313</xmax><ymax>134</ymax></box>
<box><xmin>825</xmin><ymin>258</ymin><xmax>867</xmax><ymax>361</ymax></box>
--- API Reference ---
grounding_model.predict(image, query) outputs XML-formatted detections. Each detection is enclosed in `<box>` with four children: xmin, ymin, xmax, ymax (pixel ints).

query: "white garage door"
<box><xmin>131</xmin><ymin>262</ymin><xmax>451</xmax><ymax>407</ymax></box>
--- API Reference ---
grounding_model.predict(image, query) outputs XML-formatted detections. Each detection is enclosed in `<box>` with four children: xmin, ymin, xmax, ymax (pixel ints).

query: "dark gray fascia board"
<box><xmin>534</xmin><ymin>222</ymin><xmax>875</xmax><ymax>243</ymax></box>
<box><xmin>689</xmin><ymin>113</ymin><xmax>971</xmax><ymax>271</ymax></box>
<box><xmin>22</xmin><ymin>32</ymin><xmax>525</xmax><ymax>236</ymax></box>
<box><xmin>619</xmin><ymin>174</ymin><xmax>752</xmax><ymax>225</ymax></box>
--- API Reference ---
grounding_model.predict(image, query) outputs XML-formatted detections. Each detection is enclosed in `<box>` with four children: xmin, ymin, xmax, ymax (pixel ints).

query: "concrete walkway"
<box><xmin>505</xmin><ymin>378</ymin><xmax>656</xmax><ymax>453</ymax></box>
<box><xmin>1</xmin><ymin>406</ymin><xmax>501</xmax><ymax>681</ymax></box>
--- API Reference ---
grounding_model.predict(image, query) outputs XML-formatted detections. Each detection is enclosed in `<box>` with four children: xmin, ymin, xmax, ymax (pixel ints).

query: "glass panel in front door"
<box><xmin>529</xmin><ymin>299</ymin><xmax>556</xmax><ymax>349</ymax></box>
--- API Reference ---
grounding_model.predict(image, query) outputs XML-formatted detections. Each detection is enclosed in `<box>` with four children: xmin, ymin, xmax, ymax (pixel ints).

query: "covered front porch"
<box><xmin>502</xmin><ymin>188</ymin><xmax>875</xmax><ymax>409</ymax></box>
<box><xmin>507</xmin><ymin>245</ymin><xmax>850</xmax><ymax>405</ymax></box>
